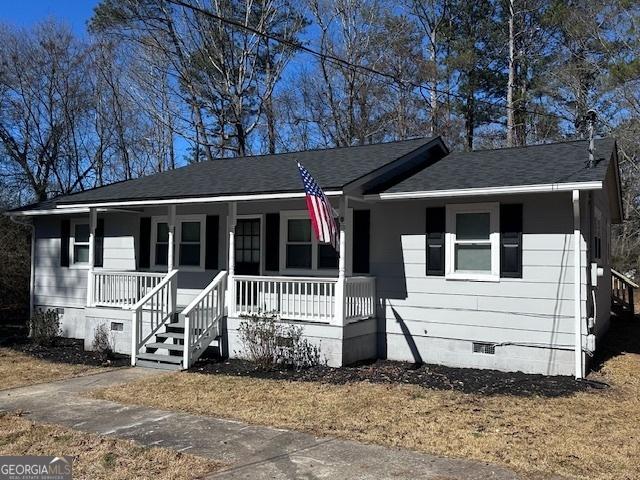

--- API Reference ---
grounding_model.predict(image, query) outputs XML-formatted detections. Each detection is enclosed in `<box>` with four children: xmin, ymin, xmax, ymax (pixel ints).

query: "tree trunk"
<box><xmin>430</xmin><ymin>30</ymin><xmax>438</xmax><ymax>135</ymax></box>
<box><xmin>506</xmin><ymin>0</ymin><xmax>516</xmax><ymax>147</ymax></box>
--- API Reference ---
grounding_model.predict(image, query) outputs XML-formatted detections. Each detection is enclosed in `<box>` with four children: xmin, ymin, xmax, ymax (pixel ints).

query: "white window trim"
<box><xmin>151</xmin><ymin>214</ymin><xmax>207</xmax><ymax>271</ymax></box>
<box><xmin>279</xmin><ymin>210</ymin><xmax>345</xmax><ymax>276</ymax></box>
<box><xmin>445</xmin><ymin>202</ymin><xmax>500</xmax><ymax>282</ymax></box>
<box><xmin>69</xmin><ymin>218</ymin><xmax>90</xmax><ymax>269</ymax></box>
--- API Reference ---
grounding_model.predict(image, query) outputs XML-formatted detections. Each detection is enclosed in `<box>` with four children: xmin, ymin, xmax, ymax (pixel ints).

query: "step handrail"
<box><xmin>131</xmin><ymin>269</ymin><xmax>179</xmax><ymax>366</ymax></box>
<box><xmin>611</xmin><ymin>269</ymin><xmax>639</xmax><ymax>288</ymax></box>
<box><xmin>181</xmin><ymin>270</ymin><xmax>228</xmax><ymax>369</ymax></box>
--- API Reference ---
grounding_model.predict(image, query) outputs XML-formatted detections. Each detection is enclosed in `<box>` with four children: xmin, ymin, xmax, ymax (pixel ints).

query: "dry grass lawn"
<box><xmin>0</xmin><ymin>412</ymin><xmax>222</xmax><ymax>480</ymax></box>
<box><xmin>0</xmin><ymin>348</ymin><xmax>103</xmax><ymax>390</ymax></box>
<box><xmin>91</xmin><ymin>331</ymin><xmax>640</xmax><ymax>480</ymax></box>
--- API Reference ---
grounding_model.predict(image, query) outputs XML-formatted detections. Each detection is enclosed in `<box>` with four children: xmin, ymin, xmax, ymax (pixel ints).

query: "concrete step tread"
<box><xmin>156</xmin><ymin>331</ymin><xmax>185</xmax><ymax>340</ymax></box>
<box><xmin>135</xmin><ymin>359</ymin><xmax>182</xmax><ymax>371</ymax></box>
<box><xmin>147</xmin><ymin>342</ymin><xmax>184</xmax><ymax>352</ymax></box>
<box><xmin>136</xmin><ymin>352</ymin><xmax>183</xmax><ymax>364</ymax></box>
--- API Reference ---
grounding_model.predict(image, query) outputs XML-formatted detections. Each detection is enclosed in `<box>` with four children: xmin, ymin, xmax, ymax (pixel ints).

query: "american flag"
<box><xmin>297</xmin><ymin>162</ymin><xmax>338</xmax><ymax>250</ymax></box>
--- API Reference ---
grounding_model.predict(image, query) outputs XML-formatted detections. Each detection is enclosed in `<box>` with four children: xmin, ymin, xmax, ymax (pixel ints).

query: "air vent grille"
<box><xmin>472</xmin><ymin>342</ymin><xmax>496</xmax><ymax>355</ymax></box>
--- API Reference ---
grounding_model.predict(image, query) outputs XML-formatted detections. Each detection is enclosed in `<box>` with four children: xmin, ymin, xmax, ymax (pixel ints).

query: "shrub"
<box><xmin>92</xmin><ymin>324</ymin><xmax>114</xmax><ymax>360</ymax></box>
<box><xmin>237</xmin><ymin>312</ymin><xmax>323</xmax><ymax>370</ymax></box>
<box><xmin>29</xmin><ymin>309</ymin><xmax>61</xmax><ymax>346</ymax></box>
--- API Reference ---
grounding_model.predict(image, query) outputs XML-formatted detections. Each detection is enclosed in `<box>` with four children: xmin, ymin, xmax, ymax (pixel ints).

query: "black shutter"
<box><xmin>265</xmin><ymin>213</ymin><xmax>280</xmax><ymax>271</ymax></box>
<box><xmin>139</xmin><ymin>217</ymin><xmax>151</xmax><ymax>269</ymax></box>
<box><xmin>426</xmin><ymin>207</ymin><xmax>445</xmax><ymax>276</ymax></box>
<box><xmin>205</xmin><ymin>215</ymin><xmax>219</xmax><ymax>270</ymax></box>
<box><xmin>95</xmin><ymin>219</ymin><xmax>105</xmax><ymax>268</ymax></box>
<box><xmin>60</xmin><ymin>219</ymin><xmax>70</xmax><ymax>267</ymax></box>
<box><xmin>500</xmin><ymin>204</ymin><xmax>523</xmax><ymax>278</ymax></box>
<box><xmin>353</xmin><ymin>210</ymin><xmax>370</xmax><ymax>274</ymax></box>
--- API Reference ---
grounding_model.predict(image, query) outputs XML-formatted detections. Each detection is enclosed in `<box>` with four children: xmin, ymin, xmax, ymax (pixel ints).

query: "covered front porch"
<box><xmin>80</xmin><ymin>196</ymin><xmax>376</xmax><ymax>369</ymax></box>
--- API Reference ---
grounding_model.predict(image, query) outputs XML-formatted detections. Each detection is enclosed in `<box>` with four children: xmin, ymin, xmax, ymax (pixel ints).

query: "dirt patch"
<box><xmin>0</xmin><ymin>412</ymin><xmax>222</xmax><ymax>480</ymax></box>
<box><xmin>6</xmin><ymin>337</ymin><xmax>130</xmax><ymax>368</ymax></box>
<box><xmin>192</xmin><ymin>357</ymin><xmax>605</xmax><ymax>397</ymax></box>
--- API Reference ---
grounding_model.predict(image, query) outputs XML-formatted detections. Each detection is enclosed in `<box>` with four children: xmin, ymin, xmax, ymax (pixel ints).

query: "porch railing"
<box><xmin>90</xmin><ymin>271</ymin><xmax>166</xmax><ymax>308</ymax></box>
<box><xmin>131</xmin><ymin>270</ymin><xmax>178</xmax><ymax>366</ymax></box>
<box><xmin>233</xmin><ymin>275</ymin><xmax>375</xmax><ymax>324</ymax></box>
<box><xmin>345</xmin><ymin>276</ymin><xmax>376</xmax><ymax>321</ymax></box>
<box><xmin>612</xmin><ymin>268</ymin><xmax>637</xmax><ymax>317</ymax></box>
<box><xmin>181</xmin><ymin>270</ymin><xmax>228</xmax><ymax>369</ymax></box>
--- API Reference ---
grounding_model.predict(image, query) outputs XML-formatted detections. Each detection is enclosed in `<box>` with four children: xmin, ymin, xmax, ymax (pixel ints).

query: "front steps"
<box><xmin>135</xmin><ymin>311</ymin><xmax>221</xmax><ymax>370</ymax></box>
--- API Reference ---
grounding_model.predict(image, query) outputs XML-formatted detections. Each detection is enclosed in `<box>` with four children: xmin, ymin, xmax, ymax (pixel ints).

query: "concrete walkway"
<box><xmin>0</xmin><ymin>368</ymin><xmax>530</xmax><ymax>480</ymax></box>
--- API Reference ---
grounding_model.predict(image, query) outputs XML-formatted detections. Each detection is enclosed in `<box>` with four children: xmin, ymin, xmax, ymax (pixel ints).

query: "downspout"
<box><xmin>9</xmin><ymin>215</ymin><xmax>35</xmax><ymax>322</ymax></box>
<box><xmin>573</xmin><ymin>190</ymin><xmax>583</xmax><ymax>379</ymax></box>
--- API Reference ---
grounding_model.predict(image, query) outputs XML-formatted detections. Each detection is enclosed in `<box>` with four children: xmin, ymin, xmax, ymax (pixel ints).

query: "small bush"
<box><xmin>92</xmin><ymin>324</ymin><xmax>114</xmax><ymax>360</ymax></box>
<box><xmin>29</xmin><ymin>309</ymin><xmax>61</xmax><ymax>346</ymax></box>
<box><xmin>237</xmin><ymin>312</ymin><xmax>323</xmax><ymax>370</ymax></box>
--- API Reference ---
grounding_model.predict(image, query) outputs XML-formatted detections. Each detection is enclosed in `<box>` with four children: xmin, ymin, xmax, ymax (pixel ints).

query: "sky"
<box><xmin>0</xmin><ymin>0</ymin><xmax>97</xmax><ymax>34</ymax></box>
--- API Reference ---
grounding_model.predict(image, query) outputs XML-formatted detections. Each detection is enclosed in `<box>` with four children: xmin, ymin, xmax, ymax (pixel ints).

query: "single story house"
<box><xmin>8</xmin><ymin>136</ymin><xmax>624</xmax><ymax>379</ymax></box>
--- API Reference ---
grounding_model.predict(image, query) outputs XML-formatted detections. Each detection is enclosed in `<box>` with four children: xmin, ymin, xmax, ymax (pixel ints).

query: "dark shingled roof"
<box><xmin>49</xmin><ymin>137</ymin><xmax>437</xmax><ymax>206</ymax></box>
<box><xmin>8</xmin><ymin>136</ymin><xmax>617</xmax><ymax>213</ymax></box>
<box><xmin>371</xmin><ymin>137</ymin><xmax>616</xmax><ymax>194</ymax></box>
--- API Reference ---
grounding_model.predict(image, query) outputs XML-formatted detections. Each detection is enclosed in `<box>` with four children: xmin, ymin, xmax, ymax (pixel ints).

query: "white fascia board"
<box><xmin>53</xmin><ymin>190</ymin><xmax>344</xmax><ymax>210</ymax></box>
<box><xmin>365</xmin><ymin>181</ymin><xmax>602</xmax><ymax>200</ymax></box>
<box><xmin>7</xmin><ymin>207</ymin><xmax>90</xmax><ymax>217</ymax></box>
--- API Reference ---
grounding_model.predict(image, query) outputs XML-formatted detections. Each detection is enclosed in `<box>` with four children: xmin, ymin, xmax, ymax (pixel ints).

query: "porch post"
<box><xmin>227</xmin><ymin>201</ymin><xmax>237</xmax><ymax>316</ymax></box>
<box><xmin>334</xmin><ymin>196</ymin><xmax>347</xmax><ymax>326</ymax></box>
<box><xmin>86</xmin><ymin>208</ymin><xmax>97</xmax><ymax>307</ymax></box>
<box><xmin>167</xmin><ymin>204</ymin><xmax>176</xmax><ymax>272</ymax></box>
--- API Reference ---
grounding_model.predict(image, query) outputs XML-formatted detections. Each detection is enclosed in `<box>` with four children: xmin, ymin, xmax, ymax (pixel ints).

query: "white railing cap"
<box><xmin>181</xmin><ymin>270</ymin><xmax>228</xmax><ymax>316</ymax></box>
<box><xmin>131</xmin><ymin>269</ymin><xmax>179</xmax><ymax>310</ymax></box>
<box><xmin>611</xmin><ymin>269</ymin><xmax>639</xmax><ymax>288</ymax></box>
<box><xmin>233</xmin><ymin>274</ymin><xmax>338</xmax><ymax>282</ymax></box>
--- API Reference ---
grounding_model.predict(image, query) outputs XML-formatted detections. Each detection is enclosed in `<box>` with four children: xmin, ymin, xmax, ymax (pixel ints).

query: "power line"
<box><xmin>166</xmin><ymin>0</ymin><xmax>575</xmax><ymax>125</ymax></box>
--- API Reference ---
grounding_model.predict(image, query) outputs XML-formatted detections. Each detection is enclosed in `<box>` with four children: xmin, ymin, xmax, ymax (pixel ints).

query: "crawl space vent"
<box><xmin>472</xmin><ymin>342</ymin><xmax>496</xmax><ymax>355</ymax></box>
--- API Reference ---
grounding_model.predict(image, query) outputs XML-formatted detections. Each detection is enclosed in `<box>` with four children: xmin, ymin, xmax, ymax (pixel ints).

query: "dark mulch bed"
<box><xmin>191</xmin><ymin>356</ymin><xmax>608</xmax><ymax>398</ymax></box>
<box><xmin>3</xmin><ymin>337</ymin><xmax>130</xmax><ymax>368</ymax></box>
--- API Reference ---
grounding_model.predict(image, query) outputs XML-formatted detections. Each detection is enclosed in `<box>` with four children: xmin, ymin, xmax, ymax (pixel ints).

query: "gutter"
<box><xmin>364</xmin><ymin>181</ymin><xmax>603</xmax><ymax>200</ymax></box>
<box><xmin>49</xmin><ymin>190</ymin><xmax>344</xmax><ymax>211</ymax></box>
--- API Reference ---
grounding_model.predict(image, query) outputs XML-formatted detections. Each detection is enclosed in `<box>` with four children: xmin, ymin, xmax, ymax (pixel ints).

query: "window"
<box><xmin>155</xmin><ymin>222</ymin><xmax>169</xmax><ymax>266</ymax></box>
<box><xmin>594</xmin><ymin>207</ymin><xmax>602</xmax><ymax>261</ymax></box>
<box><xmin>446</xmin><ymin>203</ymin><xmax>499</xmax><ymax>281</ymax></box>
<box><xmin>71</xmin><ymin>221</ymin><xmax>90</xmax><ymax>265</ymax></box>
<box><xmin>180</xmin><ymin>221</ymin><xmax>201</xmax><ymax>266</ymax></box>
<box><xmin>280</xmin><ymin>212</ymin><xmax>340</xmax><ymax>272</ymax></box>
<box><xmin>286</xmin><ymin>218</ymin><xmax>312</xmax><ymax>268</ymax></box>
<box><xmin>151</xmin><ymin>215</ymin><xmax>206</xmax><ymax>270</ymax></box>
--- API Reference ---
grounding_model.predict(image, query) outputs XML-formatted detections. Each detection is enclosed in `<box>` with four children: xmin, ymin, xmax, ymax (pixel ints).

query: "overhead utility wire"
<box><xmin>167</xmin><ymin>0</ymin><xmax>576</xmax><ymax>125</ymax></box>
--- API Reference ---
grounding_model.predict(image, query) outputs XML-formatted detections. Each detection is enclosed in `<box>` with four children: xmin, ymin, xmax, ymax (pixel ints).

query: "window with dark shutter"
<box><xmin>265</xmin><ymin>213</ymin><xmax>280</xmax><ymax>271</ymax></box>
<box><xmin>60</xmin><ymin>219</ymin><xmax>70</xmax><ymax>267</ymax></box>
<box><xmin>353</xmin><ymin>210</ymin><xmax>370</xmax><ymax>274</ymax></box>
<box><xmin>205</xmin><ymin>215</ymin><xmax>219</xmax><ymax>270</ymax></box>
<box><xmin>500</xmin><ymin>204</ymin><xmax>522</xmax><ymax>278</ymax></box>
<box><xmin>139</xmin><ymin>217</ymin><xmax>151</xmax><ymax>269</ymax></box>
<box><xmin>426</xmin><ymin>207</ymin><xmax>445</xmax><ymax>276</ymax></box>
<box><xmin>95</xmin><ymin>219</ymin><xmax>104</xmax><ymax>268</ymax></box>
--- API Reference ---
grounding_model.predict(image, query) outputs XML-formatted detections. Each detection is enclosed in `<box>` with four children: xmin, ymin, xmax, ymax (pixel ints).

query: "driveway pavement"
<box><xmin>0</xmin><ymin>368</ymin><xmax>534</xmax><ymax>480</ymax></box>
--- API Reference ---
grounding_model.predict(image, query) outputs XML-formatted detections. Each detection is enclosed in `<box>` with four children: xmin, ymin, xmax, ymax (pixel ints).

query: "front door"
<box><xmin>235</xmin><ymin>218</ymin><xmax>261</xmax><ymax>275</ymax></box>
